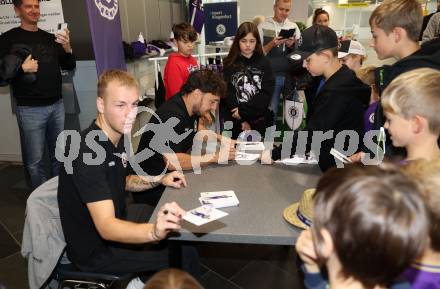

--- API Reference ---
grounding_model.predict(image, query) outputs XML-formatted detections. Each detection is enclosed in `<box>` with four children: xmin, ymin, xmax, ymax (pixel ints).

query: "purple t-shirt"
<box><xmin>402</xmin><ymin>263</ymin><xmax>440</xmax><ymax>289</ymax></box>
<box><xmin>364</xmin><ymin>101</ymin><xmax>378</xmax><ymax>133</ymax></box>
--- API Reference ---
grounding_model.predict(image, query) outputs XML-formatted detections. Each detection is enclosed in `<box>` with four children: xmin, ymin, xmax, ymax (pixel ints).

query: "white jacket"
<box><xmin>422</xmin><ymin>12</ymin><xmax>440</xmax><ymax>43</ymax></box>
<box><xmin>21</xmin><ymin>177</ymin><xmax>66</xmax><ymax>289</ymax></box>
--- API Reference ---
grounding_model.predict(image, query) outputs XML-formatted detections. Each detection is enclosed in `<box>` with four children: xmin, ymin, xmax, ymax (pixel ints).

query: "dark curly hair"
<box><xmin>180</xmin><ymin>69</ymin><xmax>226</xmax><ymax>98</ymax></box>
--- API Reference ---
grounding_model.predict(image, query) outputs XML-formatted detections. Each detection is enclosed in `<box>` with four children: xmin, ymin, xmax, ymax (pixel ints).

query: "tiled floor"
<box><xmin>0</xmin><ymin>163</ymin><xmax>306</xmax><ymax>289</ymax></box>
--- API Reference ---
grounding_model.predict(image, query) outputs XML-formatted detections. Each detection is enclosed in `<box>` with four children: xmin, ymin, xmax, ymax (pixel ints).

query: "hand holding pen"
<box><xmin>152</xmin><ymin>202</ymin><xmax>185</xmax><ymax>241</ymax></box>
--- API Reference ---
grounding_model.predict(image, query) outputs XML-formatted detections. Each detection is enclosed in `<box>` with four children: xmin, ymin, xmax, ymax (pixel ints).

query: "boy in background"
<box><xmin>381</xmin><ymin>68</ymin><xmax>440</xmax><ymax>162</ymax></box>
<box><xmin>296</xmin><ymin>164</ymin><xmax>428</xmax><ymax>289</ymax></box>
<box><xmin>164</xmin><ymin>22</ymin><xmax>198</xmax><ymax>101</ymax></box>
<box><xmin>269</xmin><ymin>25</ymin><xmax>370</xmax><ymax>171</ymax></box>
<box><xmin>350</xmin><ymin>0</ymin><xmax>440</xmax><ymax>162</ymax></box>
<box><xmin>338</xmin><ymin>39</ymin><xmax>366</xmax><ymax>71</ymax></box>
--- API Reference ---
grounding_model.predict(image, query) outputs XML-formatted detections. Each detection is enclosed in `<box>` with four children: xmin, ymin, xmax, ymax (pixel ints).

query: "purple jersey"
<box><xmin>402</xmin><ymin>263</ymin><xmax>440</xmax><ymax>289</ymax></box>
<box><xmin>364</xmin><ymin>101</ymin><xmax>378</xmax><ymax>133</ymax></box>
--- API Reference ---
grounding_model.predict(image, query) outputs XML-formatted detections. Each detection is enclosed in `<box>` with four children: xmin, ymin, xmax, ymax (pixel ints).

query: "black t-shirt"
<box><xmin>135</xmin><ymin>93</ymin><xmax>198</xmax><ymax>179</ymax></box>
<box><xmin>58</xmin><ymin>122</ymin><xmax>128</xmax><ymax>268</ymax></box>
<box><xmin>0</xmin><ymin>27</ymin><xmax>76</xmax><ymax>106</ymax></box>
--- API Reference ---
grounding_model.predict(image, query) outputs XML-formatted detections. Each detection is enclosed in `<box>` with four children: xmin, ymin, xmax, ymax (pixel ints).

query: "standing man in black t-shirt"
<box><xmin>133</xmin><ymin>70</ymin><xmax>236</xmax><ymax>204</ymax></box>
<box><xmin>0</xmin><ymin>0</ymin><xmax>76</xmax><ymax>189</ymax></box>
<box><xmin>58</xmin><ymin>70</ymin><xmax>198</xmax><ymax>284</ymax></box>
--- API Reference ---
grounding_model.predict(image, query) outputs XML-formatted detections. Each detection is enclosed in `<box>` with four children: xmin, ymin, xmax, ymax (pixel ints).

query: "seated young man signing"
<box><xmin>58</xmin><ymin>70</ymin><xmax>198</xmax><ymax>281</ymax></box>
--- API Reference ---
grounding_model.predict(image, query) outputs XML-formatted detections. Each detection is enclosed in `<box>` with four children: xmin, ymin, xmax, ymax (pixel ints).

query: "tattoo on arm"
<box><xmin>125</xmin><ymin>175</ymin><xmax>161</xmax><ymax>192</ymax></box>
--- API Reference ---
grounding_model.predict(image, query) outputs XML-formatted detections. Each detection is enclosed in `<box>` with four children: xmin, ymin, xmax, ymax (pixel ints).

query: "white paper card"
<box><xmin>276</xmin><ymin>155</ymin><xmax>318</xmax><ymax>165</ymax></box>
<box><xmin>199</xmin><ymin>190</ymin><xmax>239</xmax><ymax>208</ymax></box>
<box><xmin>236</xmin><ymin>141</ymin><xmax>265</xmax><ymax>151</ymax></box>
<box><xmin>183</xmin><ymin>205</ymin><xmax>228</xmax><ymax>226</ymax></box>
<box><xmin>330</xmin><ymin>148</ymin><xmax>352</xmax><ymax>164</ymax></box>
<box><xmin>235</xmin><ymin>152</ymin><xmax>260</xmax><ymax>161</ymax></box>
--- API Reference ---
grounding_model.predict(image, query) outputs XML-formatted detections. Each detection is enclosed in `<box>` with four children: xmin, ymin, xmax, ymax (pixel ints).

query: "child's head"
<box><xmin>143</xmin><ymin>268</ymin><xmax>204</xmax><ymax>289</ymax></box>
<box><xmin>289</xmin><ymin>25</ymin><xmax>339</xmax><ymax>77</ymax></box>
<box><xmin>223</xmin><ymin>22</ymin><xmax>263</xmax><ymax>67</ymax></box>
<box><xmin>252</xmin><ymin>15</ymin><xmax>265</xmax><ymax>27</ymax></box>
<box><xmin>312</xmin><ymin>8</ymin><xmax>330</xmax><ymax>27</ymax></box>
<box><xmin>382</xmin><ymin>68</ymin><xmax>440</xmax><ymax>148</ymax></box>
<box><xmin>403</xmin><ymin>158</ymin><xmax>440</xmax><ymax>253</ymax></box>
<box><xmin>172</xmin><ymin>22</ymin><xmax>198</xmax><ymax>57</ymax></box>
<box><xmin>369</xmin><ymin>0</ymin><xmax>422</xmax><ymax>60</ymax></box>
<box><xmin>311</xmin><ymin>163</ymin><xmax>428</xmax><ymax>288</ymax></box>
<box><xmin>338</xmin><ymin>40</ymin><xmax>366</xmax><ymax>71</ymax></box>
<box><xmin>356</xmin><ymin>66</ymin><xmax>379</xmax><ymax>103</ymax></box>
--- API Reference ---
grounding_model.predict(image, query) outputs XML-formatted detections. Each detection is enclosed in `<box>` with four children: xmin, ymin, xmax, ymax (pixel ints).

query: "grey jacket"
<box><xmin>21</xmin><ymin>177</ymin><xmax>66</xmax><ymax>289</ymax></box>
<box><xmin>422</xmin><ymin>12</ymin><xmax>440</xmax><ymax>43</ymax></box>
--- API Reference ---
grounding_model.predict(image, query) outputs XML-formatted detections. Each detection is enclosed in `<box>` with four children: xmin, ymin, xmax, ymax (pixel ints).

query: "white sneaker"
<box><xmin>126</xmin><ymin>277</ymin><xmax>145</xmax><ymax>289</ymax></box>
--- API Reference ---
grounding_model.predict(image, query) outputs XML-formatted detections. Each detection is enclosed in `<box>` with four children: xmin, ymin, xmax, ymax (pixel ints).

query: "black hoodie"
<box><xmin>223</xmin><ymin>54</ymin><xmax>275</xmax><ymax>123</ymax></box>
<box><xmin>365</xmin><ymin>38</ymin><xmax>440</xmax><ymax>157</ymax></box>
<box><xmin>273</xmin><ymin>64</ymin><xmax>371</xmax><ymax>171</ymax></box>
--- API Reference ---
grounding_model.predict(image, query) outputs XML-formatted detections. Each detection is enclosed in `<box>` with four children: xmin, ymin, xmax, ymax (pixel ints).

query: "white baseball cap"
<box><xmin>338</xmin><ymin>40</ymin><xmax>366</xmax><ymax>58</ymax></box>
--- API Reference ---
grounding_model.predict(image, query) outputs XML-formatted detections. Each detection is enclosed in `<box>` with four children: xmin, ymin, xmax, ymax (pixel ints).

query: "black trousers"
<box><xmin>74</xmin><ymin>204</ymin><xmax>200</xmax><ymax>280</ymax></box>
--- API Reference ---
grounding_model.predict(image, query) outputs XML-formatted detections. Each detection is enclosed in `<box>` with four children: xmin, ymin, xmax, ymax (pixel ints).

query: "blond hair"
<box><xmin>369</xmin><ymin>0</ymin><xmax>423</xmax><ymax>42</ymax></box>
<box><xmin>97</xmin><ymin>69</ymin><xmax>139</xmax><ymax>99</ymax></box>
<box><xmin>356</xmin><ymin>66</ymin><xmax>376</xmax><ymax>86</ymax></box>
<box><xmin>402</xmin><ymin>157</ymin><xmax>440</xmax><ymax>252</ymax></box>
<box><xmin>143</xmin><ymin>269</ymin><xmax>204</xmax><ymax>289</ymax></box>
<box><xmin>252</xmin><ymin>15</ymin><xmax>266</xmax><ymax>26</ymax></box>
<box><xmin>381</xmin><ymin>68</ymin><xmax>440</xmax><ymax>135</ymax></box>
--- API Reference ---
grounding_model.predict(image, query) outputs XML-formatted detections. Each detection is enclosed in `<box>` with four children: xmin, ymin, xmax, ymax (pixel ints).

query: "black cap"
<box><xmin>288</xmin><ymin>25</ymin><xmax>338</xmax><ymax>62</ymax></box>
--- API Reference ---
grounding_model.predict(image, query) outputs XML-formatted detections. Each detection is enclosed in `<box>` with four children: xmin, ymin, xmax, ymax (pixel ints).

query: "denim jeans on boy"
<box><xmin>270</xmin><ymin>75</ymin><xmax>285</xmax><ymax>126</ymax></box>
<box><xmin>15</xmin><ymin>99</ymin><xmax>65</xmax><ymax>189</ymax></box>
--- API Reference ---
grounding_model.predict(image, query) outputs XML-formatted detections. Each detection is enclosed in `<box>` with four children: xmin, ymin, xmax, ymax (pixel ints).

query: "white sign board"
<box><xmin>0</xmin><ymin>0</ymin><xmax>64</xmax><ymax>35</ymax></box>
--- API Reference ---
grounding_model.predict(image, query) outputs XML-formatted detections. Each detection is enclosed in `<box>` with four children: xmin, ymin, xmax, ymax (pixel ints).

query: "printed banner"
<box><xmin>204</xmin><ymin>2</ymin><xmax>237</xmax><ymax>43</ymax></box>
<box><xmin>85</xmin><ymin>0</ymin><xmax>126</xmax><ymax>76</ymax></box>
<box><xmin>0</xmin><ymin>0</ymin><xmax>64</xmax><ymax>34</ymax></box>
<box><xmin>189</xmin><ymin>0</ymin><xmax>204</xmax><ymax>34</ymax></box>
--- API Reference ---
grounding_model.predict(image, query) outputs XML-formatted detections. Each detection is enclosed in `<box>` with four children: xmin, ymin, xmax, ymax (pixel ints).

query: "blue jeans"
<box><xmin>16</xmin><ymin>99</ymin><xmax>65</xmax><ymax>189</ymax></box>
<box><xmin>270</xmin><ymin>75</ymin><xmax>285</xmax><ymax>125</ymax></box>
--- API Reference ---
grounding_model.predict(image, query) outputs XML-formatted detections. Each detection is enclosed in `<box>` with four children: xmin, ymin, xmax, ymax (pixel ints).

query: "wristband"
<box><xmin>150</xmin><ymin>224</ymin><xmax>161</xmax><ymax>241</ymax></box>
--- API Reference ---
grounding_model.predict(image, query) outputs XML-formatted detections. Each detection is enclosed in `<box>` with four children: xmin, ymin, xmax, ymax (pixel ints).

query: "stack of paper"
<box><xmin>275</xmin><ymin>155</ymin><xmax>318</xmax><ymax>165</ymax></box>
<box><xmin>199</xmin><ymin>190</ymin><xmax>239</xmax><ymax>209</ymax></box>
<box><xmin>235</xmin><ymin>152</ymin><xmax>260</xmax><ymax>162</ymax></box>
<box><xmin>236</xmin><ymin>141</ymin><xmax>265</xmax><ymax>152</ymax></box>
<box><xmin>330</xmin><ymin>148</ymin><xmax>352</xmax><ymax>164</ymax></box>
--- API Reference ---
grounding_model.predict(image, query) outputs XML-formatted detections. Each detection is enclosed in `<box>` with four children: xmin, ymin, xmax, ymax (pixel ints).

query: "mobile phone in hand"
<box><xmin>278</xmin><ymin>28</ymin><xmax>295</xmax><ymax>39</ymax></box>
<box><xmin>57</xmin><ymin>23</ymin><xmax>68</xmax><ymax>34</ymax></box>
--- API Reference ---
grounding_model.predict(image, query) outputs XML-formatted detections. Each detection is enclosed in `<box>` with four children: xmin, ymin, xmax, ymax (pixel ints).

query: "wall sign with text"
<box><xmin>0</xmin><ymin>0</ymin><xmax>64</xmax><ymax>34</ymax></box>
<box><xmin>204</xmin><ymin>1</ymin><xmax>237</xmax><ymax>43</ymax></box>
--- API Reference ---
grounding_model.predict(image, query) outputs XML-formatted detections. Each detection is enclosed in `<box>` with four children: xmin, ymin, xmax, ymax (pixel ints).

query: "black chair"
<box><xmin>53</xmin><ymin>262</ymin><xmax>134</xmax><ymax>289</ymax></box>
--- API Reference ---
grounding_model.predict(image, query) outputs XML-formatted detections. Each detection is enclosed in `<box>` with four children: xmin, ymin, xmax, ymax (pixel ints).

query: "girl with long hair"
<box><xmin>223</xmin><ymin>22</ymin><xmax>274</xmax><ymax>139</ymax></box>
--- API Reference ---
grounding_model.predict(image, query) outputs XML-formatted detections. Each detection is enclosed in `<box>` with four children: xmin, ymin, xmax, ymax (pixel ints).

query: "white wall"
<box><xmin>119</xmin><ymin>0</ymin><xmax>185</xmax><ymax>43</ymax></box>
<box><xmin>0</xmin><ymin>87</ymin><xmax>22</xmax><ymax>162</ymax></box>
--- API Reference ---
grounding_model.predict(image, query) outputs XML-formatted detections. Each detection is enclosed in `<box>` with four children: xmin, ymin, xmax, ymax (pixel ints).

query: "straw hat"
<box><xmin>283</xmin><ymin>188</ymin><xmax>315</xmax><ymax>229</ymax></box>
